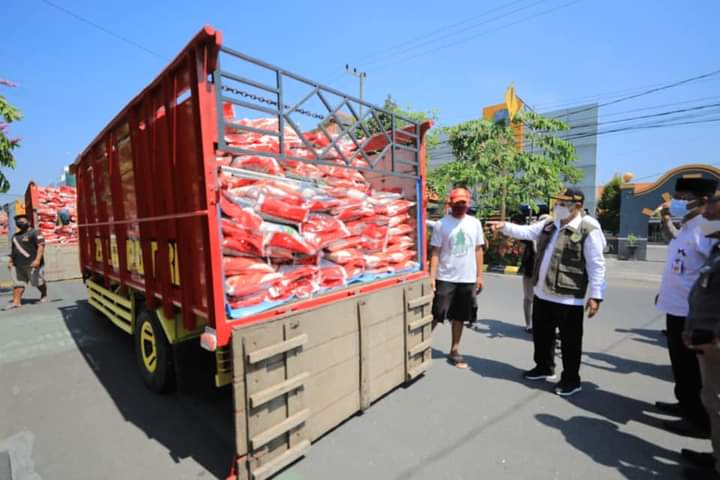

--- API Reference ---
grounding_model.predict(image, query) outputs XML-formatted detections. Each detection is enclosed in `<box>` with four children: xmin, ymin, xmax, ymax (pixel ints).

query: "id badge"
<box><xmin>672</xmin><ymin>258</ymin><xmax>684</xmax><ymax>274</ymax></box>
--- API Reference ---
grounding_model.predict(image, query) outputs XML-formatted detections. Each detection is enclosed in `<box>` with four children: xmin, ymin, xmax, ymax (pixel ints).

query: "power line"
<box><xmin>358</xmin><ymin>0</ymin><xmax>549</xmax><ymax>71</ymax></box>
<box><xmin>352</xmin><ymin>0</ymin><xmax>535</xmax><ymax>67</ymax></box>
<box><xmin>364</xmin><ymin>0</ymin><xmax>583</xmax><ymax>73</ymax></box>
<box><xmin>533</xmin><ymin>78</ymin><xmax>719</xmax><ymax>112</ymax></box>
<box><xmin>39</xmin><ymin>0</ymin><xmax>165</xmax><ymax>60</ymax></box>
<box><xmin>434</xmin><ymin>101</ymin><xmax>720</xmax><ymax>148</ymax></box>
<box><xmin>323</xmin><ymin>0</ymin><xmax>545</xmax><ymax>85</ymax></box>
<box><xmin>553</xmin><ymin>68</ymin><xmax>720</xmax><ymax>118</ymax></box>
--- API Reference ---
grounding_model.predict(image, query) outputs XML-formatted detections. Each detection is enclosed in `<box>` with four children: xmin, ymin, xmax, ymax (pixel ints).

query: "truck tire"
<box><xmin>134</xmin><ymin>309</ymin><xmax>175</xmax><ymax>393</ymax></box>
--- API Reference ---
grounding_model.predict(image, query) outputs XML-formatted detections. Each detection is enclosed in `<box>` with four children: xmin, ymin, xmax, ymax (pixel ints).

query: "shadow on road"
<box><xmin>564</xmin><ymin>382</ymin><xmax>668</xmax><ymax>431</ymax></box>
<box><xmin>58</xmin><ymin>300</ymin><xmax>234</xmax><ymax>479</ymax></box>
<box><xmin>470</xmin><ymin>318</ymin><xmax>532</xmax><ymax>341</ymax></box>
<box><xmin>615</xmin><ymin>328</ymin><xmax>667</xmax><ymax>348</ymax></box>
<box><xmin>536</xmin><ymin>414</ymin><xmax>683</xmax><ymax>479</ymax></box>
<box><xmin>583</xmin><ymin>351</ymin><xmax>673</xmax><ymax>383</ymax></box>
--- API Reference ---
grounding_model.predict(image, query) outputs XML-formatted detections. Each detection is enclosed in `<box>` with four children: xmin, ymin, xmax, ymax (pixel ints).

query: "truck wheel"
<box><xmin>134</xmin><ymin>309</ymin><xmax>175</xmax><ymax>393</ymax></box>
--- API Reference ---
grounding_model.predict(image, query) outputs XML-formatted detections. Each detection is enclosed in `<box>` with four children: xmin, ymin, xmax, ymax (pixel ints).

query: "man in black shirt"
<box><xmin>6</xmin><ymin>214</ymin><xmax>47</xmax><ymax>309</ymax></box>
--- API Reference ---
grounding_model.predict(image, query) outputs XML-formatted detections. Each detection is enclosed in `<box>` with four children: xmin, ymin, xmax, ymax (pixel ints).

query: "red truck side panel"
<box><xmin>73</xmin><ymin>27</ymin><xmax>224</xmax><ymax>329</ymax></box>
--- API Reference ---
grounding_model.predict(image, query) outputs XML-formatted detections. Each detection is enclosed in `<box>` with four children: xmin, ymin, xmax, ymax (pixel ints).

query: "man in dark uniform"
<box><xmin>6</xmin><ymin>213</ymin><xmax>47</xmax><ymax>309</ymax></box>
<box><xmin>681</xmin><ymin>192</ymin><xmax>720</xmax><ymax>480</ymax></box>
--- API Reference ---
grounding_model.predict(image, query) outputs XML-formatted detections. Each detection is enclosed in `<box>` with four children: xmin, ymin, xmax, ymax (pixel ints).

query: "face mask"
<box><xmin>16</xmin><ymin>222</ymin><xmax>29</xmax><ymax>231</ymax></box>
<box><xmin>451</xmin><ymin>204</ymin><xmax>468</xmax><ymax>217</ymax></box>
<box><xmin>554</xmin><ymin>205</ymin><xmax>571</xmax><ymax>221</ymax></box>
<box><xmin>669</xmin><ymin>199</ymin><xmax>690</xmax><ymax>218</ymax></box>
<box><xmin>700</xmin><ymin>219</ymin><xmax>720</xmax><ymax>236</ymax></box>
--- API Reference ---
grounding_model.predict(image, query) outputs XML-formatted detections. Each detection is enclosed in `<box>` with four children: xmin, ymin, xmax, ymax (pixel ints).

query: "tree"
<box><xmin>362</xmin><ymin>95</ymin><xmax>440</xmax><ymax>152</ymax></box>
<box><xmin>0</xmin><ymin>80</ymin><xmax>22</xmax><ymax>193</ymax></box>
<box><xmin>428</xmin><ymin>110</ymin><xmax>582</xmax><ymax>219</ymax></box>
<box><xmin>597</xmin><ymin>175</ymin><xmax>622</xmax><ymax>234</ymax></box>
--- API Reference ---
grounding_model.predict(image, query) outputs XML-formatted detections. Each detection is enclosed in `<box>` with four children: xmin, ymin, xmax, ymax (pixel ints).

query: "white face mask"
<box><xmin>554</xmin><ymin>205</ymin><xmax>572</xmax><ymax>221</ymax></box>
<box><xmin>700</xmin><ymin>219</ymin><xmax>720</xmax><ymax>236</ymax></box>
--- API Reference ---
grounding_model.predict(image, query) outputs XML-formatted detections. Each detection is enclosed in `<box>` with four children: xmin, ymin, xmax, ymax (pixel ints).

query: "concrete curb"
<box><xmin>483</xmin><ymin>265</ymin><xmax>520</xmax><ymax>275</ymax></box>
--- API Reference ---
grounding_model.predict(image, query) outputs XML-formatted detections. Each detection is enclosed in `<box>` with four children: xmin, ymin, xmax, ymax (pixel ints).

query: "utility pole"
<box><xmin>345</xmin><ymin>64</ymin><xmax>366</xmax><ymax>119</ymax></box>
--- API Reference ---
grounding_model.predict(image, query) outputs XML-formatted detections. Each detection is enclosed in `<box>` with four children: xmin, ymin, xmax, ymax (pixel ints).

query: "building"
<box><xmin>619</xmin><ymin>164</ymin><xmax>720</xmax><ymax>242</ymax></box>
<box><xmin>542</xmin><ymin>104</ymin><xmax>599</xmax><ymax>215</ymax></box>
<box><xmin>428</xmin><ymin>103</ymin><xmax>599</xmax><ymax>214</ymax></box>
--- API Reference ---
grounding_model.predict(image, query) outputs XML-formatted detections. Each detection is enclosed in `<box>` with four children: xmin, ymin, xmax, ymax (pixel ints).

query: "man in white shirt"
<box><xmin>430</xmin><ymin>188</ymin><xmax>485</xmax><ymax>369</ymax></box>
<box><xmin>655</xmin><ymin>177</ymin><xmax>718</xmax><ymax>439</ymax></box>
<box><xmin>490</xmin><ymin>188</ymin><xmax>606</xmax><ymax>397</ymax></box>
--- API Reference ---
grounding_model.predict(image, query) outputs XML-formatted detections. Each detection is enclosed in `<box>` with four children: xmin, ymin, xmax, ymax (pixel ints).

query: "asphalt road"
<box><xmin>0</xmin><ymin>274</ymin><xmax>711</xmax><ymax>480</ymax></box>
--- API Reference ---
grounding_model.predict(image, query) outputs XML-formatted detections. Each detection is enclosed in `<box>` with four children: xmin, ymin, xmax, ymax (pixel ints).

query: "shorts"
<box><xmin>432</xmin><ymin>280</ymin><xmax>477</xmax><ymax>324</ymax></box>
<box><xmin>11</xmin><ymin>265</ymin><xmax>46</xmax><ymax>288</ymax></box>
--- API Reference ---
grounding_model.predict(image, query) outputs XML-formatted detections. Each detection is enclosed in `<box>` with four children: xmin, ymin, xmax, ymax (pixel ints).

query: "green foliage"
<box><xmin>0</xmin><ymin>80</ymin><xmax>22</xmax><ymax>193</ymax></box>
<box><xmin>627</xmin><ymin>232</ymin><xmax>638</xmax><ymax>247</ymax></box>
<box><xmin>428</xmin><ymin>110</ymin><xmax>582</xmax><ymax>218</ymax></box>
<box><xmin>361</xmin><ymin>95</ymin><xmax>441</xmax><ymax>155</ymax></box>
<box><xmin>597</xmin><ymin>175</ymin><xmax>622</xmax><ymax>234</ymax></box>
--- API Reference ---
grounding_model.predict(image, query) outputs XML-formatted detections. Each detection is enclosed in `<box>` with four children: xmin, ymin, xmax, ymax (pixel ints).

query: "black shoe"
<box><xmin>663</xmin><ymin>419</ymin><xmax>711</xmax><ymax>439</ymax></box>
<box><xmin>681</xmin><ymin>449</ymin><xmax>717</xmax><ymax>469</ymax></box>
<box><xmin>655</xmin><ymin>400</ymin><xmax>683</xmax><ymax>416</ymax></box>
<box><xmin>683</xmin><ymin>466</ymin><xmax>720</xmax><ymax>480</ymax></box>
<box><xmin>523</xmin><ymin>367</ymin><xmax>557</xmax><ymax>381</ymax></box>
<box><xmin>555</xmin><ymin>381</ymin><xmax>582</xmax><ymax>397</ymax></box>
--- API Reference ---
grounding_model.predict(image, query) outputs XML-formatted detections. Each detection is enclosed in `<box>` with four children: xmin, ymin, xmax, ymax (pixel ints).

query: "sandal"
<box><xmin>448</xmin><ymin>353</ymin><xmax>468</xmax><ymax>369</ymax></box>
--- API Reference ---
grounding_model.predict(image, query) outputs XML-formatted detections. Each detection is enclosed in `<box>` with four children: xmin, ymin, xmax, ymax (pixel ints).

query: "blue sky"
<box><xmin>2</xmin><ymin>0</ymin><xmax>719</xmax><ymax>202</ymax></box>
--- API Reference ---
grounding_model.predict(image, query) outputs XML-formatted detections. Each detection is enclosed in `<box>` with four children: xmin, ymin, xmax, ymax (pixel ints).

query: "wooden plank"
<box><xmin>407</xmin><ymin>293</ymin><xmax>433</xmax><ymax>310</ymax></box>
<box><xmin>305</xmin><ymin>355</ymin><xmax>359</xmax><ymax>417</ymax></box>
<box><xmin>284</xmin><ymin>322</ymin><xmax>307</xmax><ymax>449</ymax></box>
<box><xmin>235</xmin><ymin>322</ymin><xmax>285</xmax><ymax>382</ymax></box>
<box><xmin>358</xmin><ymin>300</ymin><xmax>370</xmax><ymax>411</ymax></box>
<box><xmin>370</xmin><ymin>361</ymin><xmax>405</xmax><ymax>402</ymax></box>
<box><xmin>308</xmin><ymin>391</ymin><xmax>360</xmax><ymax>441</ymax></box>
<box><xmin>302</xmin><ymin>331</ymin><xmax>358</xmax><ymax>376</ymax></box>
<box><xmin>368</xmin><ymin>335</ymin><xmax>404</xmax><ymax>379</ymax></box>
<box><xmin>367</xmin><ymin>314</ymin><xmax>404</xmax><ymax>350</ymax></box>
<box><xmin>247</xmin><ymin>334</ymin><xmax>308</xmax><ymax>365</ymax></box>
<box><xmin>251</xmin><ymin>440</ymin><xmax>310</xmax><ymax>480</ymax></box>
<box><xmin>250</xmin><ymin>409</ymin><xmax>310</xmax><ymax>450</ymax></box>
<box><xmin>408</xmin><ymin>314</ymin><xmax>433</xmax><ymax>331</ymax></box>
<box><xmin>233</xmin><ymin>380</ymin><xmax>249</xmax><ymax>456</ymax></box>
<box><xmin>407</xmin><ymin>358</ymin><xmax>432</xmax><ymax>380</ymax></box>
<box><xmin>282</xmin><ymin>299</ymin><xmax>358</xmax><ymax>351</ymax></box>
<box><xmin>249</xmin><ymin>372</ymin><xmax>309</xmax><ymax>409</ymax></box>
<box><xmin>409</xmin><ymin>339</ymin><xmax>432</xmax><ymax>357</ymax></box>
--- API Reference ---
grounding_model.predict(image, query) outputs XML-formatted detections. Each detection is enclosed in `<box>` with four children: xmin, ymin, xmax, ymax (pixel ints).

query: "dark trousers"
<box><xmin>666</xmin><ymin>314</ymin><xmax>709</xmax><ymax>427</ymax></box>
<box><xmin>532</xmin><ymin>296</ymin><xmax>584</xmax><ymax>385</ymax></box>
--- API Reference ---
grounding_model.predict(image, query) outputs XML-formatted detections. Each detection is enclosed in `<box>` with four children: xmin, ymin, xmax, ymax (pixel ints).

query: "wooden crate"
<box><xmin>231</xmin><ymin>277</ymin><xmax>434</xmax><ymax>480</ymax></box>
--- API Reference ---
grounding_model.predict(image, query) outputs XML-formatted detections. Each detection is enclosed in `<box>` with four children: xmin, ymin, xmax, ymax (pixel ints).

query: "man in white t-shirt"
<box><xmin>655</xmin><ymin>177</ymin><xmax>718</xmax><ymax>439</ymax></box>
<box><xmin>429</xmin><ymin>187</ymin><xmax>485</xmax><ymax>369</ymax></box>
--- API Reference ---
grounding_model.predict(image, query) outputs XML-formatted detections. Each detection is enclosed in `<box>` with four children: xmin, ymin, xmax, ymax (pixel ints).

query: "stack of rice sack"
<box><xmin>33</xmin><ymin>185</ymin><xmax>78</xmax><ymax>244</ymax></box>
<box><xmin>217</xmin><ymin>113</ymin><xmax>419</xmax><ymax>314</ymax></box>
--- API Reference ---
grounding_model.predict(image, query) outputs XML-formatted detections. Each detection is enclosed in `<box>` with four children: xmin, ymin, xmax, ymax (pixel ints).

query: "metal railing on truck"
<box><xmin>72</xmin><ymin>25</ymin><xmax>431</xmax><ymax>351</ymax></box>
<box><xmin>209</xmin><ymin>45</ymin><xmax>431</xmax><ymax>348</ymax></box>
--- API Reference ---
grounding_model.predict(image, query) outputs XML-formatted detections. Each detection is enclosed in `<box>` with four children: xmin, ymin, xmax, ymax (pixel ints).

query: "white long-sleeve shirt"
<box><xmin>502</xmin><ymin>215</ymin><xmax>607</xmax><ymax>306</ymax></box>
<box><xmin>657</xmin><ymin>214</ymin><xmax>717</xmax><ymax>317</ymax></box>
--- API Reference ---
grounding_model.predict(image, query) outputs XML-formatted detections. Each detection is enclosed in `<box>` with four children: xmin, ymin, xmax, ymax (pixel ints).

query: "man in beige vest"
<box><xmin>490</xmin><ymin>188</ymin><xmax>606</xmax><ymax>396</ymax></box>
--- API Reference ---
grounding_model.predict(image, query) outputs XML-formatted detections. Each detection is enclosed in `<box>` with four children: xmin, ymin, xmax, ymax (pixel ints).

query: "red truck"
<box><xmin>72</xmin><ymin>26</ymin><xmax>434</xmax><ymax>479</ymax></box>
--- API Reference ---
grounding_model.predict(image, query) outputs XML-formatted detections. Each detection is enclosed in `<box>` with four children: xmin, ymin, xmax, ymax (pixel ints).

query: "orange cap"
<box><xmin>449</xmin><ymin>188</ymin><xmax>471</xmax><ymax>204</ymax></box>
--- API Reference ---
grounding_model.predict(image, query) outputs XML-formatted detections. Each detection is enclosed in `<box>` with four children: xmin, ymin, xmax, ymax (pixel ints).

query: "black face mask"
<box><xmin>451</xmin><ymin>205</ymin><xmax>468</xmax><ymax>217</ymax></box>
<box><xmin>16</xmin><ymin>222</ymin><xmax>29</xmax><ymax>231</ymax></box>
